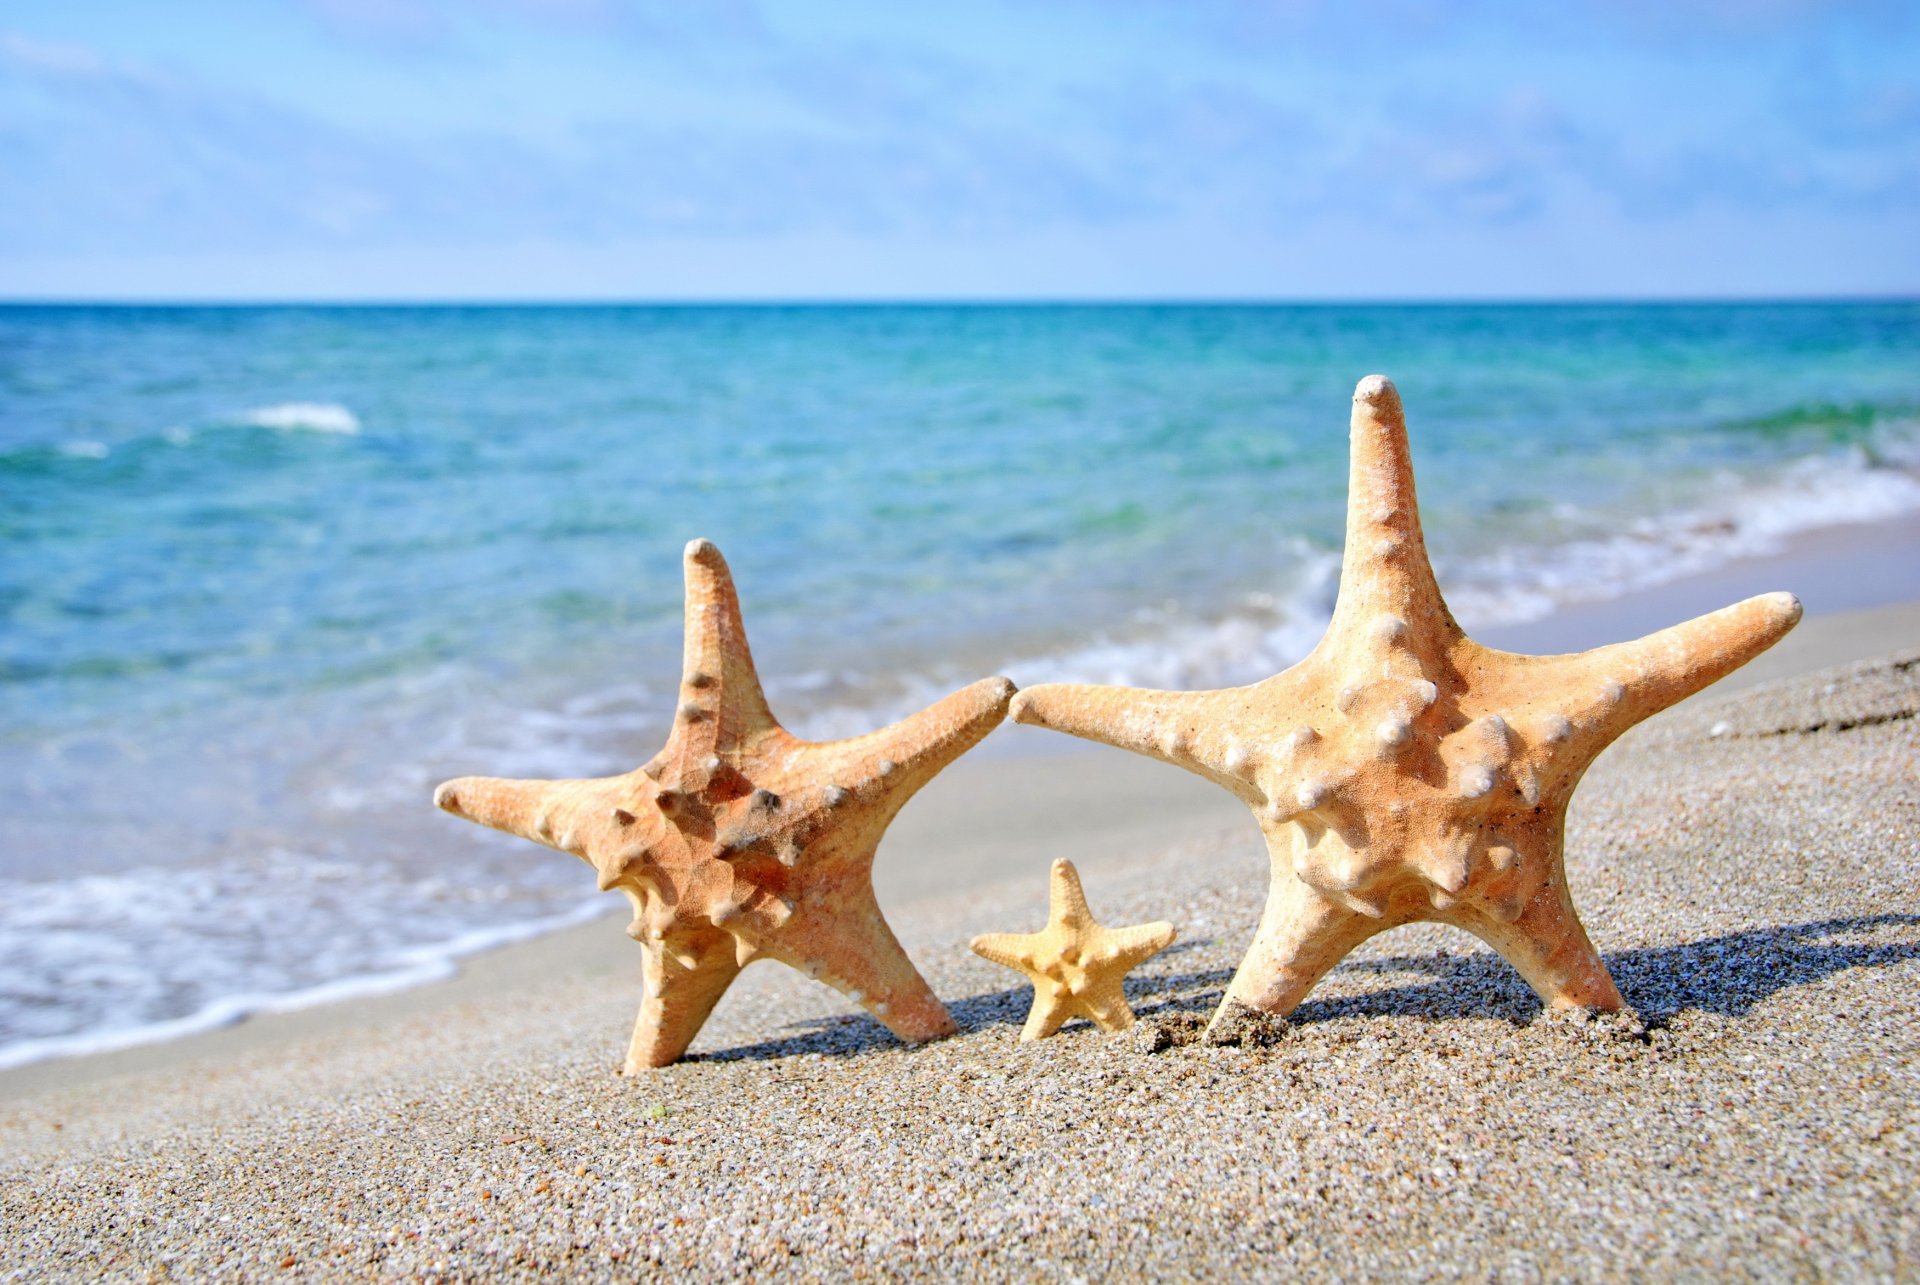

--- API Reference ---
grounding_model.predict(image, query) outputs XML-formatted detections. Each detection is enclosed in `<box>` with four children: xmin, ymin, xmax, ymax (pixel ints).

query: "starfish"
<box><xmin>434</xmin><ymin>539</ymin><xmax>1014</xmax><ymax>1070</ymax></box>
<box><xmin>1010</xmin><ymin>376</ymin><xmax>1801</xmax><ymax>1033</ymax></box>
<box><xmin>970</xmin><ymin>859</ymin><xmax>1176</xmax><ymax>1040</ymax></box>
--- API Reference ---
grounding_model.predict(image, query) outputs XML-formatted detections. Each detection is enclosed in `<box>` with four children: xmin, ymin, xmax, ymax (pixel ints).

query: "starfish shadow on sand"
<box><xmin>691</xmin><ymin>913</ymin><xmax>1920</xmax><ymax>1062</ymax></box>
<box><xmin>684</xmin><ymin>984</ymin><xmax>1034</xmax><ymax>1064</ymax></box>
<box><xmin>1141</xmin><ymin>912</ymin><xmax>1920</xmax><ymax>1027</ymax></box>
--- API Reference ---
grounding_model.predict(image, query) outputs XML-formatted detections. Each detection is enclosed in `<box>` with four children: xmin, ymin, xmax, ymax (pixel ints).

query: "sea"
<box><xmin>3</xmin><ymin>301</ymin><xmax>1917</xmax><ymax>1068</ymax></box>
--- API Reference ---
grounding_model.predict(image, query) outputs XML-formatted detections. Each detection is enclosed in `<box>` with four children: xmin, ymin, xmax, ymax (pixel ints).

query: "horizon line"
<box><xmin>2</xmin><ymin>293</ymin><xmax>1917</xmax><ymax>309</ymax></box>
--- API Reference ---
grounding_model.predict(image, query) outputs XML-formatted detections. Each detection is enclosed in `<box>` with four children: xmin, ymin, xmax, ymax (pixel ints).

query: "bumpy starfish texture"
<box><xmin>1011</xmin><ymin>376</ymin><xmax>1801</xmax><ymax>1034</ymax></box>
<box><xmin>435</xmin><ymin>539</ymin><xmax>1013</xmax><ymax>1070</ymax></box>
<box><xmin>971</xmin><ymin>859</ymin><xmax>1176</xmax><ymax>1040</ymax></box>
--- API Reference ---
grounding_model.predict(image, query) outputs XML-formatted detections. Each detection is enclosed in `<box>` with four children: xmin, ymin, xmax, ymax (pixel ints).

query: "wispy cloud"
<box><xmin>293</xmin><ymin>0</ymin><xmax>767</xmax><ymax>53</ymax></box>
<box><xmin>0</xmin><ymin>26</ymin><xmax>1136</xmax><ymax>254</ymax></box>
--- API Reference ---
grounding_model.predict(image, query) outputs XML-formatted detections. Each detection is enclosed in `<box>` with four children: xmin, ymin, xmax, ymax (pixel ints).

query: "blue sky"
<box><xmin>2</xmin><ymin>1</ymin><xmax>1916</xmax><ymax>299</ymax></box>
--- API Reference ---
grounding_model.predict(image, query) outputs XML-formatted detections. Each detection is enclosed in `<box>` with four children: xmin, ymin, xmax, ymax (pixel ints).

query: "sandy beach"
<box><xmin>3</xmin><ymin>539</ymin><xmax>1917</xmax><ymax>1279</ymax></box>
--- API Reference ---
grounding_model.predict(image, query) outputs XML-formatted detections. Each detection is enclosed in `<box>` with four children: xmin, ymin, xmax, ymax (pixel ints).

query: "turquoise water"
<box><xmin>2</xmin><ymin>302</ymin><xmax>1917</xmax><ymax>1062</ymax></box>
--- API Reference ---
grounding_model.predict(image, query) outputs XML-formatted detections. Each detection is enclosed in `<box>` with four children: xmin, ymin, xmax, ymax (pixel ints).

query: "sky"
<box><xmin>1</xmin><ymin>0</ymin><xmax>1917</xmax><ymax>300</ymax></box>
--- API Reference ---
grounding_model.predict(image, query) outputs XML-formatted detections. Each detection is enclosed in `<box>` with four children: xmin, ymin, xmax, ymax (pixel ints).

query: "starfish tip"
<box><xmin>431</xmin><ymin>780</ymin><xmax>462</xmax><ymax>814</ymax></box>
<box><xmin>683</xmin><ymin>536</ymin><xmax>723</xmax><ymax>565</ymax></box>
<box><xmin>1765</xmin><ymin>590</ymin><xmax>1804</xmax><ymax>627</ymax></box>
<box><xmin>1353</xmin><ymin>373</ymin><xmax>1399</xmax><ymax>404</ymax></box>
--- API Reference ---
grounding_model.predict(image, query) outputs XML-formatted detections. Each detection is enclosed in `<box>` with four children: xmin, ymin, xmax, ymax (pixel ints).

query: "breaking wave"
<box><xmin>0</xmin><ymin>857</ymin><xmax>605</xmax><ymax>1072</ymax></box>
<box><xmin>238</xmin><ymin>401</ymin><xmax>361</xmax><ymax>434</ymax></box>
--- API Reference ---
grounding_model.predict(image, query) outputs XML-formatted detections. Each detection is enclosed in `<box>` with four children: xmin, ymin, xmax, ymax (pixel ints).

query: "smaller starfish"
<box><xmin>971</xmin><ymin>859</ymin><xmax>1176</xmax><ymax>1040</ymax></box>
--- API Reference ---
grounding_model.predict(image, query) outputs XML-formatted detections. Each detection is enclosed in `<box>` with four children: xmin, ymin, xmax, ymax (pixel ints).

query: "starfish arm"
<box><xmin>1048</xmin><ymin>859</ymin><xmax>1095</xmax><ymax>930</ymax></box>
<box><xmin>775</xmin><ymin>887</ymin><xmax>956</xmax><ymax>1043</ymax></box>
<box><xmin>1504</xmin><ymin>591</ymin><xmax>1802</xmax><ymax>752</ymax></box>
<box><xmin>1009</xmin><ymin>682</ymin><xmax>1268</xmax><ymax>792</ymax></box>
<box><xmin>1329</xmin><ymin>376</ymin><xmax>1456</xmax><ymax>643</ymax></box>
<box><xmin>676</xmin><ymin>539</ymin><xmax>778</xmax><ymax>751</ymax></box>
<box><xmin>1216</xmin><ymin>850</ymin><xmax>1386</xmax><ymax>1022</ymax></box>
<box><xmin>1076</xmin><ymin>977</ymin><xmax>1139</xmax><ymax>1033</ymax></box>
<box><xmin>1020</xmin><ymin>989</ymin><xmax>1073</xmax><ymax>1042</ymax></box>
<box><xmin>819</xmin><ymin>675</ymin><xmax>1015</xmax><ymax>805</ymax></box>
<box><xmin>1097</xmin><ymin>920</ymin><xmax>1177</xmax><ymax>972</ymax></box>
<box><xmin>1455</xmin><ymin>882</ymin><xmax>1623</xmax><ymax>1011</ymax></box>
<box><xmin>970</xmin><ymin>931</ymin><xmax>1042</xmax><ymax>974</ymax></box>
<box><xmin>433</xmin><ymin>774</ymin><xmax>610</xmax><ymax>855</ymax></box>
<box><xmin>625</xmin><ymin>928</ymin><xmax>744</xmax><ymax>1071</ymax></box>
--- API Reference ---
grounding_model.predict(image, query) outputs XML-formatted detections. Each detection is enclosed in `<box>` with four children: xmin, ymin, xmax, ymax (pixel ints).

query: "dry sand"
<box><xmin>2</xmin><ymin>601</ymin><xmax>1917</xmax><ymax>1279</ymax></box>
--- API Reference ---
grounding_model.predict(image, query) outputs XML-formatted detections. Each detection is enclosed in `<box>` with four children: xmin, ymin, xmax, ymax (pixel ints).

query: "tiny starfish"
<box><xmin>971</xmin><ymin>859</ymin><xmax>1176</xmax><ymax>1040</ymax></box>
<box><xmin>435</xmin><ymin>539</ymin><xmax>1014</xmax><ymax>1070</ymax></box>
<box><xmin>1011</xmin><ymin>376</ymin><xmax>1801</xmax><ymax>1033</ymax></box>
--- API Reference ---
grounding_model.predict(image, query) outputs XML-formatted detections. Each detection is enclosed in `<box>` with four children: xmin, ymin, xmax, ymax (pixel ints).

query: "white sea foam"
<box><xmin>0</xmin><ymin>887</ymin><xmax>607</xmax><ymax>1072</ymax></box>
<box><xmin>240</xmin><ymin>401</ymin><xmax>362</xmax><ymax>434</ymax></box>
<box><xmin>769</xmin><ymin>541</ymin><xmax>1344</xmax><ymax>742</ymax></box>
<box><xmin>57</xmin><ymin>440</ymin><xmax>109</xmax><ymax>459</ymax></box>
<box><xmin>774</xmin><ymin>443</ymin><xmax>1920</xmax><ymax>739</ymax></box>
<box><xmin>1017</xmin><ymin>442</ymin><xmax>1920</xmax><ymax>684</ymax></box>
<box><xmin>1445</xmin><ymin>444</ymin><xmax>1920</xmax><ymax>628</ymax></box>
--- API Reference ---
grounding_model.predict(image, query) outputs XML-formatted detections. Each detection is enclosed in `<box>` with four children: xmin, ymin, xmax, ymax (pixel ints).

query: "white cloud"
<box><xmin>0</xmin><ymin>30</ymin><xmax>107</xmax><ymax>75</ymax></box>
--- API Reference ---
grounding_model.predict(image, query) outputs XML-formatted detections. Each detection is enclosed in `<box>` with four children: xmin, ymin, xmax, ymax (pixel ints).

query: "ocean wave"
<box><xmin>0</xmin><ymin>852</ymin><xmax>605</xmax><ymax>1071</ymax></box>
<box><xmin>0</xmin><ymin>402</ymin><xmax>364</xmax><ymax>469</ymax></box>
<box><xmin>1000</xmin><ymin>543</ymin><xmax>1341</xmax><ymax>692</ymax></box>
<box><xmin>1444</xmin><ymin>442</ymin><xmax>1920</xmax><ymax>627</ymax></box>
<box><xmin>763</xmin><ymin>440</ymin><xmax>1920</xmax><ymax>740</ymax></box>
<box><xmin>237</xmin><ymin>401</ymin><xmax>361</xmax><ymax>434</ymax></box>
<box><xmin>1731</xmin><ymin>398</ymin><xmax>1913</xmax><ymax>438</ymax></box>
<box><xmin>0</xmin><ymin>896</ymin><xmax>612</xmax><ymax>1072</ymax></box>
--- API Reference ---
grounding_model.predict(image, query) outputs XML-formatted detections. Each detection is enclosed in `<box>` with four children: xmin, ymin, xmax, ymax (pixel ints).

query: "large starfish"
<box><xmin>435</xmin><ymin>539</ymin><xmax>1014</xmax><ymax>1070</ymax></box>
<box><xmin>970</xmin><ymin>859</ymin><xmax>1176</xmax><ymax>1040</ymax></box>
<box><xmin>1010</xmin><ymin>376</ymin><xmax>1801</xmax><ymax>1033</ymax></box>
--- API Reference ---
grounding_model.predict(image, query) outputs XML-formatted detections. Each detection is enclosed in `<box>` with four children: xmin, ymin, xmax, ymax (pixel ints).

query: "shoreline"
<box><xmin>1</xmin><ymin>505</ymin><xmax>1914</xmax><ymax>1101</ymax></box>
